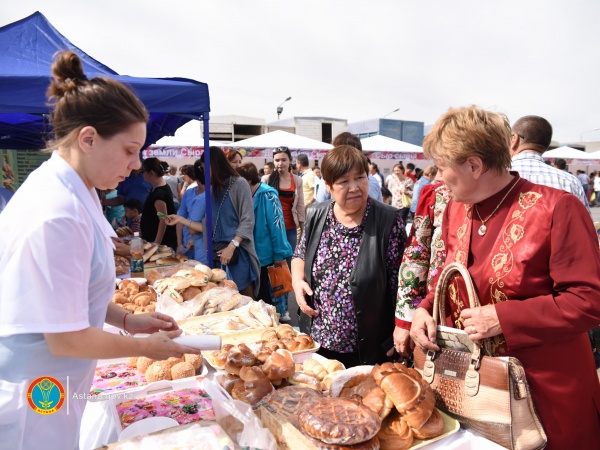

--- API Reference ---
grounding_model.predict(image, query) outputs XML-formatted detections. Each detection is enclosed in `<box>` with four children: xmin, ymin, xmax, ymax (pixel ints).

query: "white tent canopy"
<box><xmin>232</xmin><ymin>130</ymin><xmax>333</xmax><ymax>150</ymax></box>
<box><xmin>360</xmin><ymin>134</ymin><xmax>423</xmax><ymax>153</ymax></box>
<box><xmin>542</xmin><ymin>146</ymin><xmax>593</xmax><ymax>160</ymax></box>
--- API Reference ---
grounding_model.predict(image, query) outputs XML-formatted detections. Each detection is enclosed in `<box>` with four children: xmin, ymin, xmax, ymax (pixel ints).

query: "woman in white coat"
<box><xmin>0</xmin><ymin>51</ymin><xmax>199</xmax><ymax>450</ymax></box>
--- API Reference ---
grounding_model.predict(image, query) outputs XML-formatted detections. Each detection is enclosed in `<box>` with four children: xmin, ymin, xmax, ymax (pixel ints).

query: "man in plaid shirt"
<box><xmin>510</xmin><ymin>115</ymin><xmax>592</xmax><ymax>217</ymax></box>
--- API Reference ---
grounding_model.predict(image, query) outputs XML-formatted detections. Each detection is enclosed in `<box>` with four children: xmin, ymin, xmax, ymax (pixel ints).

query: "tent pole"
<box><xmin>203</xmin><ymin>113</ymin><xmax>213</xmax><ymax>268</ymax></box>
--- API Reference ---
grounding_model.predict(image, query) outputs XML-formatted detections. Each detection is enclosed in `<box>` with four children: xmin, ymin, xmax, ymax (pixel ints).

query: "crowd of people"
<box><xmin>0</xmin><ymin>51</ymin><xmax>598</xmax><ymax>450</ymax></box>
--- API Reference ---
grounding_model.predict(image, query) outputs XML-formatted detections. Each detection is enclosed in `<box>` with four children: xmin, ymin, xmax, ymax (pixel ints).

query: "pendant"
<box><xmin>478</xmin><ymin>224</ymin><xmax>487</xmax><ymax>236</ymax></box>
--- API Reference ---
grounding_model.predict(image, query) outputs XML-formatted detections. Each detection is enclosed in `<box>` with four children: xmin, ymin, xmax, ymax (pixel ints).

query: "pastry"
<box><xmin>127</xmin><ymin>357</ymin><xmax>138</xmax><ymax>368</ymax></box>
<box><xmin>145</xmin><ymin>361</ymin><xmax>172</xmax><ymax>382</ymax></box>
<box><xmin>223</xmin><ymin>344</ymin><xmax>258</xmax><ymax>375</ymax></box>
<box><xmin>231</xmin><ymin>366</ymin><xmax>273</xmax><ymax>406</ymax></box>
<box><xmin>171</xmin><ymin>362</ymin><xmax>195</xmax><ymax>380</ymax></box>
<box><xmin>411</xmin><ymin>407</ymin><xmax>444</xmax><ymax>439</ymax></box>
<box><xmin>263</xmin><ymin>386</ymin><xmax>324</xmax><ymax>427</ymax></box>
<box><xmin>157</xmin><ymin>257</ymin><xmax>180</xmax><ymax>265</ymax></box>
<box><xmin>136</xmin><ymin>357</ymin><xmax>155</xmax><ymax>374</ymax></box>
<box><xmin>298</xmin><ymin>396</ymin><xmax>381</xmax><ymax>445</ymax></box>
<box><xmin>210</xmin><ymin>268</ymin><xmax>227</xmax><ymax>281</ymax></box>
<box><xmin>378</xmin><ymin>410</ymin><xmax>414</xmax><ymax>450</ymax></box>
<box><xmin>181</xmin><ymin>286</ymin><xmax>202</xmax><ymax>301</ymax></box>
<box><xmin>295</xmin><ymin>334</ymin><xmax>315</xmax><ymax>350</ymax></box>
<box><xmin>218</xmin><ymin>279</ymin><xmax>238</xmax><ymax>290</ymax></box>
<box><xmin>288</xmin><ymin>372</ymin><xmax>325</xmax><ymax>391</ymax></box>
<box><xmin>165</xmin><ymin>356</ymin><xmax>185</xmax><ymax>367</ymax></box>
<box><xmin>211</xmin><ymin>344</ymin><xmax>234</xmax><ymax>367</ymax></box>
<box><xmin>303</xmin><ymin>358</ymin><xmax>328</xmax><ymax>381</ymax></box>
<box><xmin>194</xmin><ymin>263</ymin><xmax>213</xmax><ymax>279</ymax></box>
<box><xmin>275</xmin><ymin>323</ymin><xmax>295</xmax><ymax>339</ymax></box>
<box><xmin>184</xmin><ymin>353</ymin><xmax>203</xmax><ymax>371</ymax></box>
<box><xmin>261</xmin><ymin>329</ymin><xmax>279</xmax><ymax>342</ymax></box>
<box><xmin>374</xmin><ymin>364</ymin><xmax>435</xmax><ymax>430</ymax></box>
<box><xmin>261</xmin><ymin>349</ymin><xmax>295</xmax><ymax>381</ymax></box>
<box><xmin>216</xmin><ymin>373</ymin><xmax>241</xmax><ymax>395</ymax></box>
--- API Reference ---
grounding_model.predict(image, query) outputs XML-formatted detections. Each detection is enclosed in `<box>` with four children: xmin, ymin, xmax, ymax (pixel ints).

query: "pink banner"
<box><xmin>142</xmin><ymin>146</ymin><xmax>204</xmax><ymax>159</ymax></box>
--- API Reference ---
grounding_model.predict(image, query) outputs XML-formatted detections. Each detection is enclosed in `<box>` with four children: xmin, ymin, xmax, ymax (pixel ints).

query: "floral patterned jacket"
<box><xmin>395</xmin><ymin>183</ymin><xmax>450</xmax><ymax>328</ymax></box>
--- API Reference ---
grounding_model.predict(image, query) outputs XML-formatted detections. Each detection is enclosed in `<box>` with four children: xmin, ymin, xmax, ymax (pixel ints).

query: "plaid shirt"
<box><xmin>511</xmin><ymin>151</ymin><xmax>592</xmax><ymax>216</ymax></box>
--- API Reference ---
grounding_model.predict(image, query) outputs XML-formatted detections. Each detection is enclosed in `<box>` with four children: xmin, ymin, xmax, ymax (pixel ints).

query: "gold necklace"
<box><xmin>474</xmin><ymin>179</ymin><xmax>519</xmax><ymax>236</ymax></box>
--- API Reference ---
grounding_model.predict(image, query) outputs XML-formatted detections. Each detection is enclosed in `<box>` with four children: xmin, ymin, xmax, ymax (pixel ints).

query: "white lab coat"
<box><xmin>0</xmin><ymin>152</ymin><xmax>116</xmax><ymax>450</ymax></box>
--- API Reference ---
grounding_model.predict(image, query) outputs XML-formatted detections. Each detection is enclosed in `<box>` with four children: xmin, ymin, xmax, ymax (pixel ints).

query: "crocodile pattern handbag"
<box><xmin>413</xmin><ymin>262</ymin><xmax>547</xmax><ymax>450</ymax></box>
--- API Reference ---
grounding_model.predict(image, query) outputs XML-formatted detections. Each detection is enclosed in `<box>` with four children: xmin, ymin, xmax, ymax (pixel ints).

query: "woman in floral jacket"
<box><xmin>393</xmin><ymin>182</ymin><xmax>450</xmax><ymax>356</ymax></box>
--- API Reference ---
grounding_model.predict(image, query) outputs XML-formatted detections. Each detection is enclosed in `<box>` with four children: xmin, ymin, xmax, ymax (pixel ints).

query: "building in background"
<box><xmin>348</xmin><ymin>118</ymin><xmax>424</xmax><ymax>146</ymax></box>
<box><xmin>266</xmin><ymin>116</ymin><xmax>347</xmax><ymax>144</ymax></box>
<box><xmin>206</xmin><ymin>115</ymin><xmax>266</xmax><ymax>142</ymax></box>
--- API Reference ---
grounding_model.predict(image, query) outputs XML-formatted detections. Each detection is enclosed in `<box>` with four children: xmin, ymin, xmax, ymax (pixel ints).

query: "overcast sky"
<box><xmin>3</xmin><ymin>0</ymin><xmax>600</xmax><ymax>143</ymax></box>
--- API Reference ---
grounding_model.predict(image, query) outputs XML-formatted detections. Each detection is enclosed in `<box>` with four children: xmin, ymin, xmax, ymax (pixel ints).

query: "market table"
<box><xmin>79</xmin><ymin>326</ymin><xmax>504</xmax><ymax>450</ymax></box>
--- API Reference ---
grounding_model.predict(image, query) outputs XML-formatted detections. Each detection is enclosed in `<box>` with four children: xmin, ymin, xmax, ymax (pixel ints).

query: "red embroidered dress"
<box><xmin>419</xmin><ymin>175</ymin><xmax>600</xmax><ymax>449</ymax></box>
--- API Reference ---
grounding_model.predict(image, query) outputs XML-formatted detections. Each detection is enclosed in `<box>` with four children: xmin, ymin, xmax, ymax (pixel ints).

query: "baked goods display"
<box><xmin>262</xmin><ymin>385</ymin><xmax>324</xmax><ymax>427</ymax></box>
<box><xmin>111</xmin><ymin>279</ymin><xmax>157</xmax><ymax>314</ymax></box>
<box><xmin>298</xmin><ymin>396</ymin><xmax>381</xmax><ymax>446</ymax></box>
<box><xmin>89</xmin><ymin>353</ymin><xmax>204</xmax><ymax>397</ymax></box>
<box><xmin>324</xmin><ymin>362</ymin><xmax>445</xmax><ymax>448</ymax></box>
<box><xmin>114</xmin><ymin>255</ymin><xmax>131</xmax><ymax>276</ymax></box>
<box><xmin>215</xmin><ymin>347</ymin><xmax>343</xmax><ymax>409</ymax></box>
<box><xmin>179</xmin><ymin>300</ymin><xmax>281</xmax><ymax>335</ymax></box>
<box><xmin>147</xmin><ymin>264</ymin><xmax>255</xmax><ymax>318</ymax></box>
<box><xmin>205</xmin><ymin>325</ymin><xmax>318</xmax><ymax>370</ymax></box>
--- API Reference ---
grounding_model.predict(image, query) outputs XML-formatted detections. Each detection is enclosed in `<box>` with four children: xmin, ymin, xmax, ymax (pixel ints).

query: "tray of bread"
<box><xmin>89</xmin><ymin>353</ymin><xmax>206</xmax><ymax>401</ymax></box>
<box><xmin>214</xmin><ymin>345</ymin><xmax>344</xmax><ymax>410</ymax></box>
<box><xmin>111</xmin><ymin>278</ymin><xmax>157</xmax><ymax>314</ymax></box>
<box><xmin>177</xmin><ymin>300</ymin><xmax>280</xmax><ymax>335</ymax></box>
<box><xmin>203</xmin><ymin>324</ymin><xmax>320</xmax><ymax>371</ymax></box>
<box><xmin>255</xmin><ymin>361</ymin><xmax>459</xmax><ymax>450</ymax></box>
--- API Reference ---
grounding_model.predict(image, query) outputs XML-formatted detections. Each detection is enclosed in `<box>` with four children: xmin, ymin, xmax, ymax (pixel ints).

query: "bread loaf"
<box><xmin>374</xmin><ymin>365</ymin><xmax>435</xmax><ymax>430</ymax></box>
<box><xmin>224</xmin><ymin>343</ymin><xmax>258</xmax><ymax>375</ymax></box>
<box><xmin>261</xmin><ymin>349</ymin><xmax>295</xmax><ymax>381</ymax></box>
<box><xmin>298</xmin><ymin>396</ymin><xmax>381</xmax><ymax>445</ymax></box>
<box><xmin>411</xmin><ymin>407</ymin><xmax>444</xmax><ymax>439</ymax></box>
<box><xmin>378</xmin><ymin>410</ymin><xmax>414</xmax><ymax>450</ymax></box>
<box><xmin>145</xmin><ymin>361</ymin><xmax>172</xmax><ymax>382</ymax></box>
<box><xmin>171</xmin><ymin>362</ymin><xmax>195</xmax><ymax>380</ymax></box>
<box><xmin>303</xmin><ymin>358</ymin><xmax>328</xmax><ymax>381</ymax></box>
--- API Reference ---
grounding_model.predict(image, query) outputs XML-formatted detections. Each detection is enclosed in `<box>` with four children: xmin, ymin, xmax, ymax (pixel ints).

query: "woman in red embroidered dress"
<box><xmin>410</xmin><ymin>105</ymin><xmax>600</xmax><ymax>449</ymax></box>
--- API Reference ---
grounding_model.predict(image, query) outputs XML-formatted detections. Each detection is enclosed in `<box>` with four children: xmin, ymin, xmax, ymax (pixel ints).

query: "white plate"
<box><xmin>129</xmin><ymin>277</ymin><xmax>147</xmax><ymax>285</ymax></box>
<box><xmin>118</xmin><ymin>416</ymin><xmax>178</xmax><ymax>441</ymax></box>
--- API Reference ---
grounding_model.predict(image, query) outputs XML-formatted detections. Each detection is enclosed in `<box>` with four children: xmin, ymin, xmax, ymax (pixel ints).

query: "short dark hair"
<box><xmin>321</xmin><ymin>145</ymin><xmax>369</xmax><ymax>186</ymax></box>
<box><xmin>512</xmin><ymin>115</ymin><xmax>553</xmax><ymax>151</ymax></box>
<box><xmin>333</xmin><ymin>132</ymin><xmax>362</xmax><ymax>151</ymax></box>
<box><xmin>296</xmin><ymin>154</ymin><xmax>309</xmax><ymax>167</ymax></box>
<box><xmin>142</xmin><ymin>158</ymin><xmax>169</xmax><ymax>177</ymax></box>
<box><xmin>179</xmin><ymin>164</ymin><xmax>195</xmax><ymax>180</ymax></box>
<box><xmin>406</xmin><ymin>163</ymin><xmax>415</xmax><ymax>170</ymax></box>
<box><xmin>554</xmin><ymin>158</ymin><xmax>567</xmax><ymax>170</ymax></box>
<box><xmin>237</xmin><ymin>162</ymin><xmax>260</xmax><ymax>185</ymax></box>
<box><xmin>124</xmin><ymin>198</ymin><xmax>143</xmax><ymax>213</ymax></box>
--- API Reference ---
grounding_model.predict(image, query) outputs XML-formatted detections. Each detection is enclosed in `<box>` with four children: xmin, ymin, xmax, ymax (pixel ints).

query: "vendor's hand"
<box><xmin>140</xmin><ymin>330</ymin><xmax>201</xmax><ymax>359</ymax></box>
<box><xmin>218</xmin><ymin>243</ymin><xmax>236</xmax><ymax>265</ymax></box>
<box><xmin>177</xmin><ymin>244</ymin><xmax>187</xmax><ymax>255</ymax></box>
<box><xmin>392</xmin><ymin>326</ymin><xmax>415</xmax><ymax>357</ymax></box>
<box><xmin>165</xmin><ymin>214</ymin><xmax>182</xmax><ymax>226</ymax></box>
<box><xmin>460</xmin><ymin>305</ymin><xmax>503</xmax><ymax>341</ymax></box>
<box><xmin>410</xmin><ymin>308</ymin><xmax>440</xmax><ymax>352</ymax></box>
<box><xmin>293</xmin><ymin>279</ymin><xmax>318</xmax><ymax>318</ymax></box>
<box><xmin>125</xmin><ymin>312</ymin><xmax>180</xmax><ymax>335</ymax></box>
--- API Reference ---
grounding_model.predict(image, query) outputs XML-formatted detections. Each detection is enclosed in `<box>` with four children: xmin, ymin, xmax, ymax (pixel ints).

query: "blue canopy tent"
<box><xmin>0</xmin><ymin>12</ymin><xmax>217</xmax><ymax>265</ymax></box>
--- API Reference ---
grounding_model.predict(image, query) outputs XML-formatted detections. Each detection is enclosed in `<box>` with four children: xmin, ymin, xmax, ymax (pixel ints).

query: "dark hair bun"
<box><xmin>47</xmin><ymin>51</ymin><xmax>89</xmax><ymax>99</ymax></box>
<box><xmin>159</xmin><ymin>161</ymin><xmax>169</xmax><ymax>172</ymax></box>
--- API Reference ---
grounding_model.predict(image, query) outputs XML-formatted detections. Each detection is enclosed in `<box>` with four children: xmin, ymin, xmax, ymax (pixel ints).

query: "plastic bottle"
<box><xmin>130</xmin><ymin>232</ymin><xmax>144</xmax><ymax>278</ymax></box>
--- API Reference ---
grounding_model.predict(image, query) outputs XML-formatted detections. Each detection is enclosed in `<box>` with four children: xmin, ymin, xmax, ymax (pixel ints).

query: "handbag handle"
<box><xmin>431</xmin><ymin>261</ymin><xmax>492</xmax><ymax>356</ymax></box>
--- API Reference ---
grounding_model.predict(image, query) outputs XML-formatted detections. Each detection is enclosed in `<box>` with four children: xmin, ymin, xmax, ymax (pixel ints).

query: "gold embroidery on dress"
<box><xmin>486</xmin><ymin>190</ymin><xmax>540</xmax><ymax>356</ymax></box>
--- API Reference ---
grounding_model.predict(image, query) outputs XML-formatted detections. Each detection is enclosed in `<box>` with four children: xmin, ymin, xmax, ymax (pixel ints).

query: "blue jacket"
<box><xmin>253</xmin><ymin>183</ymin><xmax>293</xmax><ymax>266</ymax></box>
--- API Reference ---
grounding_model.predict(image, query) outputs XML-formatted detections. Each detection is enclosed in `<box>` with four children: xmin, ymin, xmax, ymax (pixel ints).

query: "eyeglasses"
<box><xmin>273</xmin><ymin>146</ymin><xmax>289</xmax><ymax>155</ymax></box>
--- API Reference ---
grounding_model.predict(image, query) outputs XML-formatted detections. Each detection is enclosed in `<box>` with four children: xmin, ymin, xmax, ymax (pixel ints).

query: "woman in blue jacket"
<box><xmin>237</xmin><ymin>163</ymin><xmax>293</xmax><ymax>309</ymax></box>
